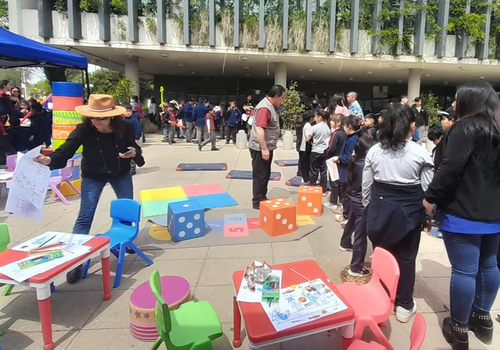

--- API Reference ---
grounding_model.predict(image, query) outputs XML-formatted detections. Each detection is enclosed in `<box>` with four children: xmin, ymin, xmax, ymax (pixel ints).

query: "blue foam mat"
<box><xmin>226</xmin><ymin>170</ymin><xmax>281</xmax><ymax>181</ymax></box>
<box><xmin>190</xmin><ymin>193</ymin><xmax>238</xmax><ymax>209</ymax></box>
<box><xmin>285</xmin><ymin>176</ymin><xmax>302</xmax><ymax>187</ymax></box>
<box><xmin>274</xmin><ymin>159</ymin><xmax>299</xmax><ymax>167</ymax></box>
<box><xmin>177</xmin><ymin>163</ymin><xmax>227</xmax><ymax>171</ymax></box>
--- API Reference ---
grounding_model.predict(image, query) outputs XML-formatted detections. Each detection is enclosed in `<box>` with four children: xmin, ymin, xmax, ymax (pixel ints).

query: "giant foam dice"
<box><xmin>298</xmin><ymin>186</ymin><xmax>322</xmax><ymax>216</ymax></box>
<box><xmin>167</xmin><ymin>200</ymin><xmax>205</xmax><ymax>242</ymax></box>
<box><xmin>260</xmin><ymin>199</ymin><xmax>297</xmax><ymax>237</ymax></box>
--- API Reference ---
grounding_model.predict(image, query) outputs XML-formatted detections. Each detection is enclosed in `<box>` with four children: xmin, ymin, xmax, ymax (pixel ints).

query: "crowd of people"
<box><xmin>294</xmin><ymin>82</ymin><xmax>500</xmax><ymax>350</ymax></box>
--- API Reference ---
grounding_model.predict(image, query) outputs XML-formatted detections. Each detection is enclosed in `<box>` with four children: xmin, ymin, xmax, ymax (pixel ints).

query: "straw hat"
<box><xmin>75</xmin><ymin>94</ymin><xmax>126</xmax><ymax>117</ymax></box>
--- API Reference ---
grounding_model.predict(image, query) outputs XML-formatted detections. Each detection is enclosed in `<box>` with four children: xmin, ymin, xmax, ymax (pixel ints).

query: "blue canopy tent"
<box><xmin>0</xmin><ymin>28</ymin><xmax>89</xmax><ymax>94</ymax></box>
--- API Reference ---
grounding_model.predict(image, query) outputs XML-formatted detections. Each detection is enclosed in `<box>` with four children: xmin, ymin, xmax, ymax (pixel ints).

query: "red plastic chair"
<box><xmin>347</xmin><ymin>313</ymin><xmax>426</xmax><ymax>350</ymax></box>
<box><xmin>336</xmin><ymin>247</ymin><xmax>400</xmax><ymax>350</ymax></box>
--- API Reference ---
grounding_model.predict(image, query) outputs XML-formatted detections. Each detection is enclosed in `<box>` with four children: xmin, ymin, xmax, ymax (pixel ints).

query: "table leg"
<box><xmin>36</xmin><ymin>285</ymin><xmax>54</xmax><ymax>350</ymax></box>
<box><xmin>341</xmin><ymin>322</ymin><xmax>354</xmax><ymax>350</ymax></box>
<box><xmin>232</xmin><ymin>296</ymin><xmax>242</xmax><ymax>348</ymax></box>
<box><xmin>100</xmin><ymin>246</ymin><xmax>112</xmax><ymax>300</ymax></box>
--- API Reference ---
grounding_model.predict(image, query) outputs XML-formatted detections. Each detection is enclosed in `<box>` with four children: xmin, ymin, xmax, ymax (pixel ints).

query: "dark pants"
<box><xmin>297</xmin><ymin>151</ymin><xmax>302</xmax><ymax>176</ymax></box>
<box><xmin>226</xmin><ymin>127</ymin><xmax>237</xmax><ymax>143</ymax></box>
<box><xmin>347</xmin><ymin>196</ymin><xmax>367</xmax><ymax>272</ymax></box>
<box><xmin>250</xmin><ymin>149</ymin><xmax>273</xmax><ymax>207</ymax></box>
<box><xmin>73</xmin><ymin>172</ymin><xmax>133</xmax><ymax>235</ymax></box>
<box><xmin>442</xmin><ymin>231</ymin><xmax>500</xmax><ymax>324</ymax></box>
<box><xmin>299</xmin><ymin>150</ymin><xmax>310</xmax><ymax>183</ymax></box>
<box><xmin>340</xmin><ymin>195</ymin><xmax>363</xmax><ymax>251</ymax></box>
<box><xmin>200</xmin><ymin>131</ymin><xmax>217</xmax><ymax>149</ymax></box>
<box><xmin>309</xmin><ymin>152</ymin><xmax>327</xmax><ymax>191</ymax></box>
<box><xmin>377</xmin><ymin>226</ymin><xmax>422</xmax><ymax>310</ymax></box>
<box><xmin>329</xmin><ymin>180</ymin><xmax>340</xmax><ymax>205</ymax></box>
<box><xmin>339</xmin><ymin>182</ymin><xmax>350</xmax><ymax>219</ymax></box>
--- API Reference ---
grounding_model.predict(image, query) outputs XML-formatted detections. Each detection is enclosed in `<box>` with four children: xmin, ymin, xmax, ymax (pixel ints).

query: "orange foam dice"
<box><xmin>260</xmin><ymin>199</ymin><xmax>297</xmax><ymax>237</ymax></box>
<box><xmin>297</xmin><ymin>185</ymin><xmax>323</xmax><ymax>216</ymax></box>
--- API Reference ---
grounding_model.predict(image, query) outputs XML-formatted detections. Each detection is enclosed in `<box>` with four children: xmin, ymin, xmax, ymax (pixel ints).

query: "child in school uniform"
<box><xmin>306</xmin><ymin>109</ymin><xmax>331</xmax><ymax>192</ymax></box>
<box><xmin>198</xmin><ymin>106</ymin><xmax>219</xmax><ymax>151</ymax></box>
<box><xmin>324</xmin><ymin>114</ymin><xmax>346</xmax><ymax>210</ymax></box>
<box><xmin>298</xmin><ymin>110</ymin><xmax>314</xmax><ymax>184</ymax></box>
<box><xmin>360</xmin><ymin>113</ymin><xmax>378</xmax><ymax>140</ymax></box>
<box><xmin>166</xmin><ymin>102</ymin><xmax>179</xmax><ymax>145</ymax></box>
<box><xmin>334</xmin><ymin>115</ymin><xmax>362</xmax><ymax>227</ymax></box>
<box><xmin>343</xmin><ymin>137</ymin><xmax>376</xmax><ymax>276</ymax></box>
<box><xmin>121</xmin><ymin>103</ymin><xmax>142</xmax><ymax>175</ymax></box>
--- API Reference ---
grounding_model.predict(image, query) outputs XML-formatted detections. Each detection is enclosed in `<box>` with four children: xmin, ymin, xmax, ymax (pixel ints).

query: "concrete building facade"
<box><xmin>8</xmin><ymin>0</ymin><xmax>500</xmax><ymax>110</ymax></box>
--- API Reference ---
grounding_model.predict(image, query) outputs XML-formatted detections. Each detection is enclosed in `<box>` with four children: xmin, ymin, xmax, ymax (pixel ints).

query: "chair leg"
<box><xmin>150</xmin><ymin>337</ymin><xmax>163</xmax><ymax>350</ymax></box>
<box><xmin>369</xmin><ymin>320</ymin><xmax>395</xmax><ymax>350</ymax></box>
<box><xmin>127</xmin><ymin>243</ymin><xmax>153</xmax><ymax>266</ymax></box>
<box><xmin>81</xmin><ymin>260</ymin><xmax>91</xmax><ymax>280</ymax></box>
<box><xmin>113</xmin><ymin>244</ymin><xmax>127</xmax><ymax>288</ymax></box>
<box><xmin>111</xmin><ymin>248</ymin><xmax>119</xmax><ymax>259</ymax></box>
<box><xmin>50</xmin><ymin>184</ymin><xmax>70</xmax><ymax>205</ymax></box>
<box><xmin>65</xmin><ymin>180</ymin><xmax>81</xmax><ymax>195</ymax></box>
<box><xmin>2</xmin><ymin>284</ymin><xmax>13</xmax><ymax>296</ymax></box>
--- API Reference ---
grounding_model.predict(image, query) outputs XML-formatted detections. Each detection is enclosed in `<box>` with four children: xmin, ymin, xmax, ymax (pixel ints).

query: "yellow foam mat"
<box><xmin>149</xmin><ymin>224</ymin><xmax>172</xmax><ymax>241</ymax></box>
<box><xmin>139</xmin><ymin>186</ymin><xmax>187</xmax><ymax>203</ymax></box>
<box><xmin>296</xmin><ymin>215</ymin><xmax>315</xmax><ymax>227</ymax></box>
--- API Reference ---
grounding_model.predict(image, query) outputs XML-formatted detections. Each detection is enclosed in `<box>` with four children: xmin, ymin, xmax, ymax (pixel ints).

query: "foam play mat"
<box><xmin>139</xmin><ymin>183</ymin><xmax>236</xmax><ymax>218</ymax></box>
<box><xmin>135</xmin><ymin>209</ymin><xmax>321</xmax><ymax>249</ymax></box>
<box><xmin>274</xmin><ymin>159</ymin><xmax>299</xmax><ymax>167</ymax></box>
<box><xmin>285</xmin><ymin>176</ymin><xmax>302</xmax><ymax>187</ymax></box>
<box><xmin>226</xmin><ymin>170</ymin><xmax>281</xmax><ymax>181</ymax></box>
<box><xmin>176</xmin><ymin>163</ymin><xmax>227</xmax><ymax>171</ymax></box>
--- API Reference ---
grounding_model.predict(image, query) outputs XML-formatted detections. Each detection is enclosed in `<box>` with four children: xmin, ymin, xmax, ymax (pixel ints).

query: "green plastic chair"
<box><xmin>149</xmin><ymin>270</ymin><xmax>222</xmax><ymax>350</ymax></box>
<box><xmin>0</xmin><ymin>223</ymin><xmax>13</xmax><ymax>336</ymax></box>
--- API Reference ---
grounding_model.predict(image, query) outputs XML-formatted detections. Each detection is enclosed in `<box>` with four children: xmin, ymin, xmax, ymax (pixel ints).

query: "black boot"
<box><xmin>442</xmin><ymin>317</ymin><xmax>469</xmax><ymax>350</ymax></box>
<box><xmin>469</xmin><ymin>307</ymin><xmax>493</xmax><ymax>344</ymax></box>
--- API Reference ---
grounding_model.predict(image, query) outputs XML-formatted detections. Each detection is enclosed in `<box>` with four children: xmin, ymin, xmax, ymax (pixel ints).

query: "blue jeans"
<box><xmin>73</xmin><ymin>172</ymin><xmax>133</xmax><ymax>235</ymax></box>
<box><xmin>442</xmin><ymin>231</ymin><xmax>500</xmax><ymax>324</ymax></box>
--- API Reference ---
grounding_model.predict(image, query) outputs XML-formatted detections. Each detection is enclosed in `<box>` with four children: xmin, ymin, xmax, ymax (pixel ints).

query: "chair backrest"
<box><xmin>150</xmin><ymin>270</ymin><xmax>173</xmax><ymax>338</ymax></box>
<box><xmin>0</xmin><ymin>223</ymin><xmax>11</xmax><ymax>252</ymax></box>
<box><xmin>370</xmin><ymin>247</ymin><xmax>400</xmax><ymax>303</ymax></box>
<box><xmin>60</xmin><ymin>160</ymin><xmax>75</xmax><ymax>180</ymax></box>
<box><xmin>110</xmin><ymin>199</ymin><xmax>141</xmax><ymax>238</ymax></box>
<box><xmin>409</xmin><ymin>313</ymin><xmax>426</xmax><ymax>350</ymax></box>
<box><xmin>6</xmin><ymin>154</ymin><xmax>17</xmax><ymax>171</ymax></box>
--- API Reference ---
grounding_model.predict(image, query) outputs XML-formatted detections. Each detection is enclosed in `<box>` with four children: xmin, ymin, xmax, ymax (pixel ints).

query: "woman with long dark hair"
<box><xmin>424</xmin><ymin>81</ymin><xmax>500</xmax><ymax>350</ymax></box>
<box><xmin>35</xmin><ymin>94</ymin><xmax>145</xmax><ymax>283</ymax></box>
<box><xmin>362</xmin><ymin>103</ymin><xmax>434</xmax><ymax>323</ymax></box>
<box><xmin>327</xmin><ymin>93</ymin><xmax>349</xmax><ymax>117</ymax></box>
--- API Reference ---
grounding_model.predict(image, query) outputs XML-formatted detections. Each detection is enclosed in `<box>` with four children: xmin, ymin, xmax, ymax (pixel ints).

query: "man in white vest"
<box><xmin>248</xmin><ymin>85</ymin><xmax>286</xmax><ymax>210</ymax></box>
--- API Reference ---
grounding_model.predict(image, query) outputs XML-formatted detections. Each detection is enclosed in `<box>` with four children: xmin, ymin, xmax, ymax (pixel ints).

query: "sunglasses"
<box><xmin>12</xmin><ymin>90</ymin><xmax>19</xmax><ymax>94</ymax></box>
<box><xmin>92</xmin><ymin>117</ymin><xmax>111</xmax><ymax>121</ymax></box>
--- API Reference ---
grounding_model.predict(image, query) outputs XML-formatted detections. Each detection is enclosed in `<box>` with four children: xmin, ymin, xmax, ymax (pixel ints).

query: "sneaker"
<box><xmin>161</xmin><ymin>139</ymin><xmax>168</xmax><ymax>142</ymax></box>
<box><xmin>427</xmin><ymin>228</ymin><xmax>443</xmax><ymax>239</ymax></box>
<box><xmin>396</xmin><ymin>301</ymin><xmax>417</xmax><ymax>323</ymax></box>
<box><xmin>339</xmin><ymin>245</ymin><xmax>353</xmax><ymax>252</ymax></box>
<box><xmin>323</xmin><ymin>202</ymin><xmax>338</xmax><ymax>210</ymax></box>
<box><xmin>211</xmin><ymin>148</ymin><xmax>220</xmax><ymax>151</ymax></box>
<box><xmin>198</xmin><ymin>143</ymin><xmax>202</xmax><ymax>151</ymax></box>
<box><xmin>335</xmin><ymin>214</ymin><xmax>346</xmax><ymax>223</ymax></box>
<box><xmin>348</xmin><ymin>267</ymin><xmax>371</xmax><ymax>277</ymax></box>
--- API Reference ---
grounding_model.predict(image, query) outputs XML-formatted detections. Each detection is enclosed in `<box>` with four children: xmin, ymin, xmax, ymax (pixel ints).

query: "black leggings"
<box><xmin>309</xmin><ymin>152</ymin><xmax>327</xmax><ymax>191</ymax></box>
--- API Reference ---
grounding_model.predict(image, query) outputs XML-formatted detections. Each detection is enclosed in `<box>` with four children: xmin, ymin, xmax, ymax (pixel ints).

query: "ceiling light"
<box><xmin>478</xmin><ymin>76</ymin><xmax>485</xmax><ymax>79</ymax></box>
<box><xmin>161</xmin><ymin>53</ymin><xmax>168</xmax><ymax>57</ymax></box>
<box><xmin>243</xmin><ymin>66</ymin><xmax>250</xmax><ymax>70</ymax></box>
<box><xmin>307</xmin><ymin>69</ymin><xmax>313</xmax><ymax>73</ymax></box>
<box><xmin>444</xmin><ymin>81</ymin><xmax>448</xmax><ymax>85</ymax></box>
<box><xmin>299</xmin><ymin>75</ymin><xmax>304</xmax><ymax>79</ymax></box>
<box><xmin>424</xmin><ymin>74</ymin><xmax>431</xmax><ymax>77</ymax></box>
<box><xmin>191</xmin><ymin>71</ymin><xmax>195</xmax><ymax>75</ymax></box>
<box><xmin>318</xmin><ymin>60</ymin><xmax>325</xmax><ymax>64</ymax></box>
<box><xmin>397</xmin><ymin>79</ymin><xmax>402</xmax><ymax>83</ymax></box>
<box><xmin>459</xmin><ymin>66</ymin><xmax>466</xmax><ymax>70</ymax></box>
<box><xmin>366</xmin><ymin>71</ymin><xmax>372</xmax><ymax>75</ymax></box>
<box><xmin>178</xmin><ymin>64</ymin><xmax>184</xmax><ymax>68</ymax></box>
<box><xmin>349</xmin><ymin>78</ymin><xmax>354</xmax><ymax>81</ymax></box>
<box><xmin>241</xmin><ymin>56</ymin><xmax>248</xmax><ymax>61</ymax></box>
<box><xmin>245</xmin><ymin>73</ymin><xmax>251</xmax><ymax>77</ymax></box>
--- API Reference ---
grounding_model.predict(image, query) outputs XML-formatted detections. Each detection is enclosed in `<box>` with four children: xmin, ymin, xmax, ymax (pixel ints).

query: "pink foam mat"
<box><xmin>182</xmin><ymin>183</ymin><xmax>226</xmax><ymax>197</ymax></box>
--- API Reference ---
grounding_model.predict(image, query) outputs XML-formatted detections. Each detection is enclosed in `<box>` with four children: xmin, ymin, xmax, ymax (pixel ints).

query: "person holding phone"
<box><xmin>35</xmin><ymin>94</ymin><xmax>145</xmax><ymax>284</ymax></box>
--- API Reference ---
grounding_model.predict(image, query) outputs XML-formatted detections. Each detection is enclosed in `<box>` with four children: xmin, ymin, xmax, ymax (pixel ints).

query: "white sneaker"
<box><xmin>323</xmin><ymin>202</ymin><xmax>338</xmax><ymax>210</ymax></box>
<box><xmin>335</xmin><ymin>214</ymin><xmax>345</xmax><ymax>222</ymax></box>
<box><xmin>396</xmin><ymin>300</ymin><xmax>417</xmax><ymax>323</ymax></box>
<box><xmin>348</xmin><ymin>267</ymin><xmax>371</xmax><ymax>277</ymax></box>
<box><xmin>339</xmin><ymin>245</ymin><xmax>353</xmax><ymax>252</ymax></box>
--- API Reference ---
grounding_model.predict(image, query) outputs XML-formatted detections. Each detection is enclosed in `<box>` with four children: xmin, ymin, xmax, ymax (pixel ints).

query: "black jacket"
<box><xmin>48</xmin><ymin>122</ymin><xmax>144</xmax><ymax>180</ymax></box>
<box><xmin>325</xmin><ymin>129</ymin><xmax>346</xmax><ymax>159</ymax></box>
<box><xmin>425</xmin><ymin>120</ymin><xmax>500</xmax><ymax>222</ymax></box>
<box><xmin>412</xmin><ymin>104</ymin><xmax>429</xmax><ymax>128</ymax></box>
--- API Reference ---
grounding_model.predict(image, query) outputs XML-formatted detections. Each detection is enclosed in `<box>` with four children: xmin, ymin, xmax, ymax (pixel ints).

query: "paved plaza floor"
<box><xmin>0</xmin><ymin>133</ymin><xmax>498</xmax><ymax>350</ymax></box>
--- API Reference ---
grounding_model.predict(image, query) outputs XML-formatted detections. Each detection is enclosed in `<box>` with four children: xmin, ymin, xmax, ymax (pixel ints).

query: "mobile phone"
<box><xmin>123</xmin><ymin>149</ymin><xmax>134</xmax><ymax>155</ymax></box>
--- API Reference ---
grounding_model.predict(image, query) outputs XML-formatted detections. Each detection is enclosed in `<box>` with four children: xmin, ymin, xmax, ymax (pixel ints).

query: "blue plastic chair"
<box><xmin>81</xmin><ymin>199</ymin><xmax>153</xmax><ymax>288</ymax></box>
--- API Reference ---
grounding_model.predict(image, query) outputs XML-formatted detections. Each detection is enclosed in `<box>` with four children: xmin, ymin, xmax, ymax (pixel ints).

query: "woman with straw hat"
<box><xmin>35</xmin><ymin>94</ymin><xmax>145</xmax><ymax>283</ymax></box>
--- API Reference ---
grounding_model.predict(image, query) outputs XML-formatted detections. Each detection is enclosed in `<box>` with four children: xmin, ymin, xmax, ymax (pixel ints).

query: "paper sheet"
<box><xmin>261</xmin><ymin>278</ymin><xmax>348</xmax><ymax>332</ymax></box>
<box><xmin>5</xmin><ymin>146</ymin><xmax>50</xmax><ymax>220</ymax></box>
<box><xmin>12</xmin><ymin>232</ymin><xmax>93</xmax><ymax>252</ymax></box>
<box><xmin>237</xmin><ymin>270</ymin><xmax>282</xmax><ymax>303</ymax></box>
<box><xmin>326</xmin><ymin>157</ymin><xmax>339</xmax><ymax>182</ymax></box>
<box><xmin>0</xmin><ymin>245</ymin><xmax>91</xmax><ymax>282</ymax></box>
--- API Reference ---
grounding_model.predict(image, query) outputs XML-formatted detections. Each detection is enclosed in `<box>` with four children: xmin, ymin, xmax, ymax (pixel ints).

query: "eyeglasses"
<box><xmin>92</xmin><ymin>117</ymin><xmax>111</xmax><ymax>121</ymax></box>
<box><xmin>12</xmin><ymin>90</ymin><xmax>19</xmax><ymax>94</ymax></box>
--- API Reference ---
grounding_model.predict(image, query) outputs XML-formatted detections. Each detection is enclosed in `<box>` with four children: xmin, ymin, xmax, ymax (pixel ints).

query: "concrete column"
<box><xmin>274</xmin><ymin>63</ymin><xmax>287</xmax><ymax>88</ymax></box>
<box><xmin>407</xmin><ymin>69</ymin><xmax>422</xmax><ymax>102</ymax></box>
<box><xmin>125</xmin><ymin>56</ymin><xmax>140</xmax><ymax>95</ymax></box>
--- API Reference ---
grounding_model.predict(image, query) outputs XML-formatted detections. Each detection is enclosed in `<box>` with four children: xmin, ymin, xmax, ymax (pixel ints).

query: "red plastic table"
<box><xmin>232</xmin><ymin>259</ymin><xmax>355</xmax><ymax>350</ymax></box>
<box><xmin>0</xmin><ymin>236</ymin><xmax>112</xmax><ymax>350</ymax></box>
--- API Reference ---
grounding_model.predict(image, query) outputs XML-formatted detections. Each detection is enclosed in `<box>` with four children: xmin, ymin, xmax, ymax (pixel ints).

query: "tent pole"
<box><xmin>85</xmin><ymin>69</ymin><xmax>90</xmax><ymax>98</ymax></box>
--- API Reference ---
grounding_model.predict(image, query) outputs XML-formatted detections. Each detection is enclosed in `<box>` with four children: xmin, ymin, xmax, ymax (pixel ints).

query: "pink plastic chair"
<box><xmin>6</xmin><ymin>154</ymin><xmax>17</xmax><ymax>171</ymax></box>
<box><xmin>336</xmin><ymin>247</ymin><xmax>400</xmax><ymax>350</ymax></box>
<box><xmin>49</xmin><ymin>160</ymin><xmax>81</xmax><ymax>205</ymax></box>
<box><xmin>347</xmin><ymin>313</ymin><xmax>426</xmax><ymax>350</ymax></box>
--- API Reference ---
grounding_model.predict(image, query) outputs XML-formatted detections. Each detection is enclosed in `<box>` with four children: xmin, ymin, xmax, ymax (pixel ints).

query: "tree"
<box><xmin>111</xmin><ymin>77</ymin><xmax>135</xmax><ymax>104</ymax></box>
<box><xmin>422</xmin><ymin>91</ymin><xmax>442</xmax><ymax>127</ymax></box>
<box><xmin>89</xmin><ymin>69</ymin><xmax>125</xmax><ymax>94</ymax></box>
<box><xmin>281</xmin><ymin>81</ymin><xmax>305</xmax><ymax>130</ymax></box>
<box><xmin>0</xmin><ymin>69</ymin><xmax>22</xmax><ymax>87</ymax></box>
<box><xmin>0</xmin><ymin>0</ymin><xmax>8</xmax><ymax>29</ymax></box>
